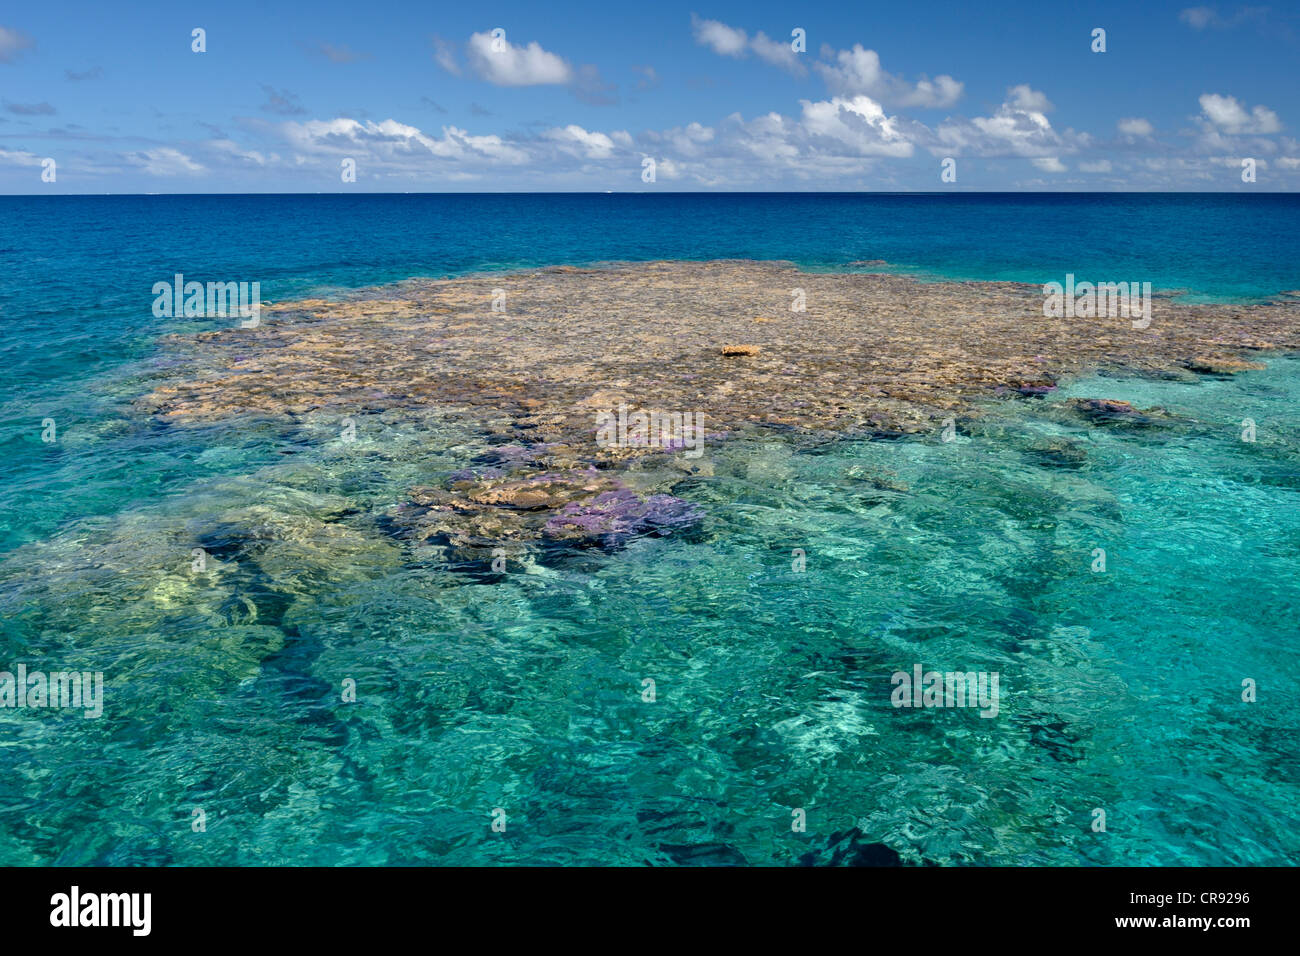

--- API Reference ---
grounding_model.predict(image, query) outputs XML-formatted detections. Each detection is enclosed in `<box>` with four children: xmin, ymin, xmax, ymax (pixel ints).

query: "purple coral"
<box><xmin>543</xmin><ymin>490</ymin><xmax>703</xmax><ymax>547</ymax></box>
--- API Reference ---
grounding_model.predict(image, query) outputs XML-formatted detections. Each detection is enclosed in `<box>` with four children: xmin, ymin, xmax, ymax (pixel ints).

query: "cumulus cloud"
<box><xmin>799</xmin><ymin>95</ymin><xmax>914</xmax><ymax>157</ymax></box>
<box><xmin>280</xmin><ymin>116</ymin><xmax>530</xmax><ymax>167</ymax></box>
<box><xmin>544</xmin><ymin>124</ymin><xmax>618</xmax><ymax>159</ymax></box>
<box><xmin>724</xmin><ymin>111</ymin><xmax>800</xmax><ymax>164</ymax></box>
<box><xmin>656</xmin><ymin>121</ymin><xmax>716</xmax><ymax>157</ymax></box>
<box><xmin>465</xmin><ymin>30</ymin><xmax>573</xmax><ymax>86</ymax></box>
<box><xmin>1007</xmin><ymin>84</ymin><xmax>1052</xmax><ymax>113</ymax></box>
<box><xmin>690</xmin><ymin>16</ymin><xmax>807</xmax><ymax>76</ymax></box>
<box><xmin>1198</xmin><ymin>93</ymin><xmax>1280</xmax><ymax>134</ymax></box>
<box><xmin>132</xmin><ymin>148</ymin><xmax>205</xmax><ymax>176</ymax></box>
<box><xmin>0</xmin><ymin>25</ymin><xmax>34</xmax><ymax>63</ymax></box>
<box><xmin>26</xmin><ymin>59</ymin><xmax>1270</xmax><ymax>190</ymax></box>
<box><xmin>631</xmin><ymin>93</ymin><xmax>922</xmax><ymax>186</ymax></box>
<box><xmin>225</xmin><ymin>87</ymin><xmax>914</xmax><ymax>187</ymax></box>
<box><xmin>691</xmin><ymin>15</ymin><xmax>748</xmax><ymax>57</ymax></box>
<box><xmin>1118</xmin><ymin>117</ymin><xmax>1154</xmax><ymax>137</ymax></box>
<box><xmin>936</xmin><ymin>85</ymin><xmax>1082</xmax><ymax>158</ymax></box>
<box><xmin>750</xmin><ymin>32</ymin><xmax>804</xmax><ymax>74</ymax></box>
<box><xmin>814</xmin><ymin>44</ymin><xmax>962</xmax><ymax>108</ymax></box>
<box><xmin>440</xmin><ymin>32</ymin><xmax>614</xmax><ymax>104</ymax></box>
<box><xmin>65</xmin><ymin>66</ymin><xmax>103</xmax><ymax>82</ymax></box>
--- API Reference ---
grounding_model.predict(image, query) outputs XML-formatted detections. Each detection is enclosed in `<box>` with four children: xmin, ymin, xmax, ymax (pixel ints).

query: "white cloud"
<box><xmin>1179</xmin><ymin>7</ymin><xmax>1217</xmax><ymax>29</ymax></box>
<box><xmin>1008</xmin><ymin>84</ymin><xmax>1052</xmax><ymax>113</ymax></box>
<box><xmin>629</xmin><ymin>94</ymin><xmax>918</xmax><ymax>185</ymax></box>
<box><xmin>0</xmin><ymin>25</ymin><xmax>34</xmax><ymax>63</ymax></box>
<box><xmin>544</xmin><ymin>124</ymin><xmax>617</xmax><ymax>159</ymax></box>
<box><xmin>723</xmin><ymin>111</ymin><xmax>800</xmax><ymax>164</ymax></box>
<box><xmin>432</xmin><ymin>36</ymin><xmax>461</xmax><ymax>76</ymax></box>
<box><xmin>1198</xmin><ymin>93</ymin><xmax>1280</xmax><ymax>134</ymax></box>
<box><xmin>690</xmin><ymin>16</ymin><xmax>807</xmax><ymax>76</ymax></box>
<box><xmin>281</xmin><ymin>117</ymin><xmax>530</xmax><ymax>167</ymax></box>
<box><xmin>936</xmin><ymin>86</ymin><xmax>1081</xmax><ymax>158</ymax></box>
<box><xmin>663</xmin><ymin>121</ymin><xmax>716</xmax><ymax>156</ymax></box>
<box><xmin>1179</xmin><ymin>6</ymin><xmax>1268</xmax><ymax>29</ymax></box>
<box><xmin>799</xmin><ymin>95</ymin><xmax>914</xmax><ymax>157</ymax></box>
<box><xmin>750</xmin><ymin>31</ymin><xmax>805</xmax><ymax>75</ymax></box>
<box><xmin>1118</xmin><ymin>117</ymin><xmax>1154</xmax><ymax>137</ymax></box>
<box><xmin>132</xmin><ymin>148</ymin><xmax>205</xmax><ymax>176</ymax></box>
<box><xmin>691</xmin><ymin>15</ymin><xmax>748</xmax><ymax>57</ymax></box>
<box><xmin>207</xmin><ymin>139</ymin><xmax>268</xmax><ymax>166</ymax></box>
<box><xmin>465</xmin><ymin>31</ymin><xmax>573</xmax><ymax>86</ymax></box>
<box><xmin>37</xmin><ymin>61</ymin><xmax>1286</xmax><ymax>190</ymax></box>
<box><xmin>656</xmin><ymin>157</ymin><xmax>683</xmax><ymax>179</ymax></box>
<box><xmin>0</xmin><ymin>147</ymin><xmax>44</xmax><ymax>166</ymax></box>
<box><xmin>814</xmin><ymin>45</ymin><xmax>962</xmax><ymax>108</ymax></box>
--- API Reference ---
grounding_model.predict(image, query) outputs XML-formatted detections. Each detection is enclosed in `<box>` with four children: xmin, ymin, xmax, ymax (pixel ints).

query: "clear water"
<box><xmin>0</xmin><ymin>194</ymin><xmax>1296</xmax><ymax>865</ymax></box>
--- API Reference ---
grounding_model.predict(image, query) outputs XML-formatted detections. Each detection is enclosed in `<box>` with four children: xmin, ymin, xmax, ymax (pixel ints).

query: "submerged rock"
<box><xmin>543</xmin><ymin>489</ymin><xmax>703</xmax><ymax>548</ymax></box>
<box><xmin>390</xmin><ymin>466</ymin><xmax>705</xmax><ymax>563</ymax></box>
<box><xmin>1065</xmin><ymin>398</ymin><xmax>1179</xmax><ymax>428</ymax></box>
<box><xmin>1186</xmin><ymin>354</ymin><xmax>1267</xmax><ymax>375</ymax></box>
<box><xmin>461</xmin><ymin>470</ymin><xmax>617</xmax><ymax>510</ymax></box>
<box><xmin>1026</xmin><ymin>437</ymin><xmax>1089</xmax><ymax>469</ymax></box>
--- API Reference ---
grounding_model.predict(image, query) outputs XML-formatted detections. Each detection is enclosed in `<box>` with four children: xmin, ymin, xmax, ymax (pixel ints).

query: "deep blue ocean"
<box><xmin>0</xmin><ymin>193</ymin><xmax>1296</xmax><ymax>865</ymax></box>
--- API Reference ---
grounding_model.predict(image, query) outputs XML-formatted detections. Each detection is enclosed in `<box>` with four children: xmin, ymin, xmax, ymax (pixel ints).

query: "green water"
<box><xmin>1</xmin><ymin>349</ymin><xmax>1296</xmax><ymax>865</ymax></box>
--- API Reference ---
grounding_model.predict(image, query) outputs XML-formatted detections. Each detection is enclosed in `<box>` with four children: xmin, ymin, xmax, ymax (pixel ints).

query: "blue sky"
<box><xmin>2</xmin><ymin>0</ymin><xmax>1298</xmax><ymax>191</ymax></box>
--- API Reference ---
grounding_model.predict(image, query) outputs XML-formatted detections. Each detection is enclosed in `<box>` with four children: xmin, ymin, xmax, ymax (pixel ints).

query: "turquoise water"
<box><xmin>0</xmin><ymin>194</ymin><xmax>1297</xmax><ymax>865</ymax></box>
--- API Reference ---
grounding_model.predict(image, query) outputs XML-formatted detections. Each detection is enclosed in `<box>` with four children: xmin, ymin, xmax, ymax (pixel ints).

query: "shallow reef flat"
<box><xmin>134</xmin><ymin>259</ymin><xmax>1300</xmax><ymax>561</ymax></box>
<box><xmin>140</xmin><ymin>259</ymin><xmax>1300</xmax><ymax>437</ymax></box>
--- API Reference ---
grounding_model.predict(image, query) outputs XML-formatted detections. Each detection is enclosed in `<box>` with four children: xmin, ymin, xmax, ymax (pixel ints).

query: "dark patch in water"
<box><xmin>1017</xmin><ymin>712</ymin><xmax>1083</xmax><ymax>763</ymax></box>
<box><xmin>658</xmin><ymin>842</ymin><xmax>749</xmax><ymax>866</ymax></box>
<box><xmin>799</xmin><ymin>827</ymin><xmax>903</xmax><ymax>866</ymax></box>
